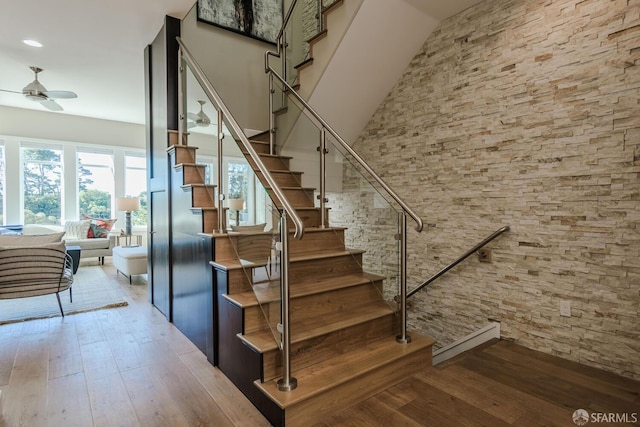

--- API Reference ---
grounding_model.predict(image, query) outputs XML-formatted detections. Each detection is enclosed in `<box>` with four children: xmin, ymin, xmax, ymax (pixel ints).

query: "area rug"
<box><xmin>0</xmin><ymin>266</ymin><xmax>128</xmax><ymax>324</ymax></box>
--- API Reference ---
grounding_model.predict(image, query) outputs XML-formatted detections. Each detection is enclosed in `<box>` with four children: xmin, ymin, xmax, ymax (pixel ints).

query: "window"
<box><xmin>78</xmin><ymin>150</ymin><xmax>114</xmax><ymax>219</ymax></box>
<box><xmin>227</xmin><ymin>160</ymin><xmax>253</xmax><ymax>225</ymax></box>
<box><xmin>22</xmin><ymin>145</ymin><xmax>63</xmax><ymax>225</ymax></box>
<box><xmin>125</xmin><ymin>154</ymin><xmax>147</xmax><ymax>225</ymax></box>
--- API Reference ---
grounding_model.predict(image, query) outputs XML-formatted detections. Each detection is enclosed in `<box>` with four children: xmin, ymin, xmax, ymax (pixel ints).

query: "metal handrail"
<box><xmin>407</xmin><ymin>226</ymin><xmax>510</xmax><ymax>298</ymax></box>
<box><xmin>266</xmin><ymin>66</ymin><xmax>424</xmax><ymax>233</ymax></box>
<box><xmin>177</xmin><ymin>37</ymin><xmax>305</xmax><ymax>239</ymax></box>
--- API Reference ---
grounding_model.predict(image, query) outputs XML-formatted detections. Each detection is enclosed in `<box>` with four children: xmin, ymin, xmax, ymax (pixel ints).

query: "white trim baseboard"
<box><xmin>432</xmin><ymin>322</ymin><xmax>501</xmax><ymax>365</ymax></box>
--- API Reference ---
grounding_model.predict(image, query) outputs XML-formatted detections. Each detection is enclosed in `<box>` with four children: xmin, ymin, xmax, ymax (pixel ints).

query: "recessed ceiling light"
<box><xmin>23</xmin><ymin>39</ymin><xmax>43</xmax><ymax>48</ymax></box>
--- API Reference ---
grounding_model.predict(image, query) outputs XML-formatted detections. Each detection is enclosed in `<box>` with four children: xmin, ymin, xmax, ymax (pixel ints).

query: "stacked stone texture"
<box><xmin>335</xmin><ymin>0</ymin><xmax>640</xmax><ymax>379</ymax></box>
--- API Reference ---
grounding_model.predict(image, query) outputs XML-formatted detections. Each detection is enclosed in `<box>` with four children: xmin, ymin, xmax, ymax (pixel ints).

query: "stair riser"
<box><xmin>294</xmin><ymin>209</ymin><xmax>329</xmax><ymax>229</ymax></box>
<box><xmin>285</xmin><ymin>349</ymin><xmax>432</xmax><ymax>426</ymax></box>
<box><xmin>177</xmin><ymin>165</ymin><xmax>206</xmax><ymax>185</ymax></box>
<box><xmin>248</xmin><ymin>155</ymin><xmax>290</xmax><ymax>171</ymax></box>
<box><xmin>289</xmin><ymin>229</ymin><xmax>345</xmax><ymax>254</ymax></box>
<box><xmin>168</xmin><ymin>131</ymin><xmax>189</xmax><ymax>147</ymax></box>
<box><xmin>242</xmin><ymin>281</ymin><xmax>383</xmax><ymax>335</ymax></box>
<box><xmin>250</xmin><ymin>141</ymin><xmax>271</xmax><ymax>154</ymax></box>
<box><xmin>222</xmin><ymin>268</ymin><xmax>255</xmax><ymax>294</ymax></box>
<box><xmin>256</xmin><ymin>171</ymin><xmax>303</xmax><ymax>188</ymax></box>
<box><xmin>289</xmin><ymin>252</ymin><xmax>363</xmax><ymax>283</ymax></box>
<box><xmin>268</xmin><ymin>188</ymin><xmax>315</xmax><ymax>208</ymax></box>
<box><xmin>262</xmin><ymin>313</ymin><xmax>398</xmax><ymax>381</ymax></box>
<box><xmin>191</xmin><ymin>209</ymin><xmax>218</xmax><ymax>234</ymax></box>
<box><xmin>189</xmin><ymin>187</ymin><xmax>215</xmax><ymax>208</ymax></box>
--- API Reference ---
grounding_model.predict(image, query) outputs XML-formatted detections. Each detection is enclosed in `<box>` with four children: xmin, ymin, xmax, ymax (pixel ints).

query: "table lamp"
<box><xmin>228</xmin><ymin>199</ymin><xmax>244</xmax><ymax>227</ymax></box>
<box><xmin>117</xmin><ymin>196</ymin><xmax>140</xmax><ymax>236</ymax></box>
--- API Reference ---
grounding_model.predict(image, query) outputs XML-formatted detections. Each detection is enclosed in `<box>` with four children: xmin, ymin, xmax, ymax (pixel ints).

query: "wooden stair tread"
<box><xmin>166</xmin><ymin>143</ymin><xmax>199</xmax><ymax>150</ymax></box>
<box><xmin>294</xmin><ymin>57</ymin><xmax>314</xmax><ymax>70</ymax></box>
<box><xmin>255</xmin><ymin>333</ymin><xmax>436</xmax><ymax>408</ymax></box>
<box><xmin>190</xmin><ymin>207</ymin><xmax>217</xmax><ymax>212</ymax></box>
<box><xmin>224</xmin><ymin>271</ymin><xmax>385</xmax><ymax>308</ymax></box>
<box><xmin>306</xmin><ymin>29</ymin><xmax>327</xmax><ymax>45</ymax></box>
<box><xmin>243</xmin><ymin>152</ymin><xmax>293</xmax><ymax>160</ymax></box>
<box><xmin>211</xmin><ymin>248</ymin><xmax>365</xmax><ymax>271</ymax></box>
<box><xmin>180</xmin><ymin>183</ymin><xmax>216</xmax><ymax>189</ymax></box>
<box><xmin>239</xmin><ymin>302</ymin><xmax>394</xmax><ymax>353</ymax></box>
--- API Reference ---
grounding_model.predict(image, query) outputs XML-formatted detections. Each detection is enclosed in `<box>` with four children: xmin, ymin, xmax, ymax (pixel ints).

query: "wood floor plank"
<box><xmin>46</xmin><ymin>372</ymin><xmax>94</xmax><ymax>427</ymax></box>
<box><xmin>0</xmin><ymin>334</ymin><xmax>18</xmax><ymax>387</ymax></box>
<box><xmin>120</xmin><ymin>366</ymin><xmax>191</xmax><ymax>427</ymax></box>
<box><xmin>80</xmin><ymin>340</ymin><xmax>120</xmax><ymax>383</ymax></box>
<box><xmin>459</xmin><ymin>350</ymin><xmax>639</xmax><ymax>415</ymax></box>
<box><xmin>417</xmin><ymin>365</ymin><xmax>572</xmax><ymax>426</ymax></box>
<box><xmin>179</xmin><ymin>350</ymin><xmax>271</xmax><ymax>427</ymax></box>
<box><xmin>486</xmin><ymin>340</ymin><xmax>640</xmax><ymax>400</ymax></box>
<box><xmin>395</xmin><ymin>376</ymin><xmax>510</xmax><ymax>427</ymax></box>
<box><xmin>47</xmin><ymin>320</ymin><xmax>83</xmax><ymax>380</ymax></box>
<box><xmin>4</xmin><ymin>332</ymin><xmax>50</xmax><ymax>427</ymax></box>
<box><xmin>138</xmin><ymin>339</ymin><xmax>234</xmax><ymax>426</ymax></box>
<box><xmin>86</xmin><ymin>372</ymin><xmax>140</xmax><ymax>427</ymax></box>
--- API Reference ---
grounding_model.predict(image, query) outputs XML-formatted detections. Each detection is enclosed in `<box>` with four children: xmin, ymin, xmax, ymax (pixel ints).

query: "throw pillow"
<box><xmin>63</xmin><ymin>220</ymin><xmax>91</xmax><ymax>240</ymax></box>
<box><xmin>0</xmin><ymin>232</ymin><xmax>66</xmax><ymax>247</ymax></box>
<box><xmin>82</xmin><ymin>215</ymin><xmax>117</xmax><ymax>238</ymax></box>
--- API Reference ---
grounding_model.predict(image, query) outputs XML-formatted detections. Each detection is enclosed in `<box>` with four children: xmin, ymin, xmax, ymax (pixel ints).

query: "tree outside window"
<box><xmin>22</xmin><ymin>147</ymin><xmax>62</xmax><ymax>225</ymax></box>
<box><xmin>78</xmin><ymin>151</ymin><xmax>114</xmax><ymax>219</ymax></box>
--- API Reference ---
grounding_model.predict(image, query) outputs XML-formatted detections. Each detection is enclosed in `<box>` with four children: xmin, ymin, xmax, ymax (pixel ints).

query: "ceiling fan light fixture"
<box><xmin>23</xmin><ymin>39</ymin><xmax>43</xmax><ymax>48</ymax></box>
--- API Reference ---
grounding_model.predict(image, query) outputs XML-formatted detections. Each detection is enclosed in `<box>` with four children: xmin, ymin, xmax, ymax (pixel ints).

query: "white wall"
<box><xmin>0</xmin><ymin>106</ymin><xmax>145</xmax><ymax>148</ymax></box>
<box><xmin>180</xmin><ymin>5</ymin><xmax>272</xmax><ymax>132</ymax></box>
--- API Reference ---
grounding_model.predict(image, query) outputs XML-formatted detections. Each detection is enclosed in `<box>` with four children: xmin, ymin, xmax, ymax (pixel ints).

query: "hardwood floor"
<box><xmin>0</xmin><ymin>259</ymin><xmax>270</xmax><ymax>427</ymax></box>
<box><xmin>2</xmin><ymin>260</ymin><xmax>639</xmax><ymax>426</ymax></box>
<box><xmin>316</xmin><ymin>340</ymin><xmax>640</xmax><ymax>426</ymax></box>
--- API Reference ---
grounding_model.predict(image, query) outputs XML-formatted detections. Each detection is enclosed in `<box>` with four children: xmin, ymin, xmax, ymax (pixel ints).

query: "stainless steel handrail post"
<box><xmin>217</xmin><ymin>109</ymin><xmax>226</xmax><ymax>233</ymax></box>
<box><xmin>318</xmin><ymin>128</ymin><xmax>327</xmax><ymax>228</ymax></box>
<box><xmin>396</xmin><ymin>213</ymin><xmax>411</xmax><ymax>344</ymax></box>
<box><xmin>277</xmin><ymin>211</ymin><xmax>297</xmax><ymax>391</ymax></box>
<box><xmin>177</xmin><ymin>51</ymin><xmax>185</xmax><ymax>146</ymax></box>
<box><xmin>269</xmin><ymin>73</ymin><xmax>275</xmax><ymax>155</ymax></box>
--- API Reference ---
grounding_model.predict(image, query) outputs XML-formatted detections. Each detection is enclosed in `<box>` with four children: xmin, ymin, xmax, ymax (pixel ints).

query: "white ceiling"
<box><xmin>0</xmin><ymin>0</ymin><xmax>482</xmax><ymax>127</ymax></box>
<box><xmin>0</xmin><ymin>0</ymin><xmax>195</xmax><ymax>125</ymax></box>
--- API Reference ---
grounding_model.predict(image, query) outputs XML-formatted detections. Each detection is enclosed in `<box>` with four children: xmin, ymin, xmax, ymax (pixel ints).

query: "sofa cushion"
<box><xmin>0</xmin><ymin>232</ymin><xmax>65</xmax><ymax>247</ymax></box>
<box><xmin>64</xmin><ymin>220</ymin><xmax>91</xmax><ymax>239</ymax></box>
<box><xmin>64</xmin><ymin>238</ymin><xmax>110</xmax><ymax>250</ymax></box>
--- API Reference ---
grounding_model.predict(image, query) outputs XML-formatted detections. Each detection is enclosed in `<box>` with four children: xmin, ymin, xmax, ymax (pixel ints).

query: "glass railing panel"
<box><xmin>181</xmin><ymin>58</ymin><xmax>285</xmax><ymax>349</ymax></box>
<box><xmin>272</xmin><ymin>77</ymin><xmax>401</xmax><ymax>315</ymax></box>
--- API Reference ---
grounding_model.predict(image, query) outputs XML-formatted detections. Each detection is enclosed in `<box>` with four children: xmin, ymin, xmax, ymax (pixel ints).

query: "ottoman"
<box><xmin>112</xmin><ymin>246</ymin><xmax>147</xmax><ymax>284</ymax></box>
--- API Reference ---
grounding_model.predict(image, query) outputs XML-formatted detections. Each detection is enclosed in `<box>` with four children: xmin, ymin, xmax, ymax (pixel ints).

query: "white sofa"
<box><xmin>23</xmin><ymin>223</ymin><xmax>116</xmax><ymax>264</ymax></box>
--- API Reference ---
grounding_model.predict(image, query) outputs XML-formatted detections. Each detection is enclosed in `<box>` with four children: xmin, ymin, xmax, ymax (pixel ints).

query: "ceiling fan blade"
<box><xmin>43</xmin><ymin>90</ymin><xmax>77</xmax><ymax>99</ymax></box>
<box><xmin>40</xmin><ymin>99</ymin><xmax>63</xmax><ymax>111</ymax></box>
<box><xmin>0</xmin><ymin>89</ymin><xmax>22</xmax><ymax>94</ymax></box>
<box><xmin>187</xmin><ymin>112</ymin><xmax>199</xmax><ymax>122</ymax></box>
<box><xmin>187</xmin><ymin>122</ymin><xmax>196</xmax><ymax>129</ymax></box>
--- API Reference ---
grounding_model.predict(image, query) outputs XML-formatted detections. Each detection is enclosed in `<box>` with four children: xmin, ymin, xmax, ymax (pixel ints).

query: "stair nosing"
<box><xmin>255</xmin><ymin>334</ymin><xmax>435</xmax><ymax>408</ymax></box>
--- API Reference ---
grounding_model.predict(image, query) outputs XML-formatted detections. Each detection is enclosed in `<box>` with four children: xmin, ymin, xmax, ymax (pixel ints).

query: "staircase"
<box><xmin>167</xmin><ymin>1</ymin><xmax>435</xmax><ymax>424</ymax></box>
<box><xmin>167</xmin><ymin>128</ymin><xmax>434</xmax><ymax>426</ymax></box>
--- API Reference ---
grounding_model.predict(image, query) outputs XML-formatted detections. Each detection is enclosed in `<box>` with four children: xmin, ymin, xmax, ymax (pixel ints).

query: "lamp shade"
<box><xmin>228</xmin><ymin>199</ymin><xmax>244</xmax><ymax>211</ymax></box>
<box><xmin>117</xmin><ymin>197</ymin><xmax>140</xmax><ymax>212</ymax></box>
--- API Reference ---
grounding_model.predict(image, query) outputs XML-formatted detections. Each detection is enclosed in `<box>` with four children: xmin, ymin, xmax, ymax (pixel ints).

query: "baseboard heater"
<box><xmin>432</xmin><ymin>321</ymin><xmax>501</xmax><ymax>365</ymax></box>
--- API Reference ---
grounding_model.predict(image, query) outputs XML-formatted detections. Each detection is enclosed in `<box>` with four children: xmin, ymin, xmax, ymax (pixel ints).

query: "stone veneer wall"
<box><xmin>337</xmin><ymin>0</ymin><xmax>640</xmax><ymax>379</ymax></box>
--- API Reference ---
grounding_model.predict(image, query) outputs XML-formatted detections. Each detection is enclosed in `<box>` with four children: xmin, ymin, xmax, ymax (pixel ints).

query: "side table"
<box><xmin>116</xmin><ymin>234</ymin><xmax>142</xmax><ymax>247</ymax></box>
<box><xmin>65</xmin><ymin>245</ymin><xmax>81</xmax><ymax>274</ymax></box>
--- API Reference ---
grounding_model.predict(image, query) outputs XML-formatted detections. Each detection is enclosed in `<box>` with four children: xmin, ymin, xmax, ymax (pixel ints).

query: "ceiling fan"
<box><xmin>0</xmin><ymin>66</ymin><xmax>77</xmax><ymax>111</ymax></box>
<box><xmin>187</xmin><ymin>100</ymin><xmax>211</xmax><ymax>128</ymax></box>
